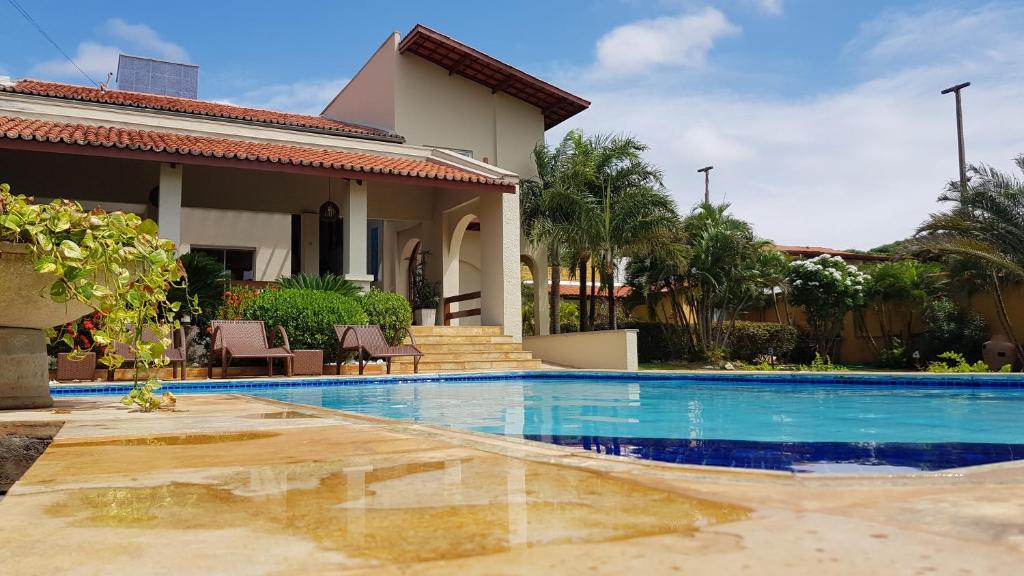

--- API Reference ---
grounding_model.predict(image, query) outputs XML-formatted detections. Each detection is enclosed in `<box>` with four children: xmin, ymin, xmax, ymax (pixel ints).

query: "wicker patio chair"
<box><xmin>334</xmin><ymin>325</ymin><xmax>422</xmax><ymax>375</ymax></box>
<box><xmin>208</xmin><ymin>320</ymin><xmax>293</xmax><ymax>379</ymax></box>
<box><xmin>106</xmin><ymin>326</ymin><xmax>187</xmax><ymax>381</ymax></box>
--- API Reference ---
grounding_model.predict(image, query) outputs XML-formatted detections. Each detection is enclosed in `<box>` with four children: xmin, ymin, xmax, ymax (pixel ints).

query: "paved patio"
<box><xmin>1</xmin><ymin>394</ymin><xmax>1023</xmax><ymax>575</ymax></box>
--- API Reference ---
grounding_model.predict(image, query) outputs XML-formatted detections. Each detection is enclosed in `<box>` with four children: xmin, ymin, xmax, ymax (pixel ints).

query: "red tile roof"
<box><xmin>399</xmin><ymin>25</ymin><xmax>590</xmax><ymax>130</ymax></box>
<box><xmin>3</xmin><ymin>79</ymin><xmax>403</xmax><ymax>142</ymax></box>
<box><xmin>774</xmin><ymin>244</ymin><xmax>893</xmax><ymax>262</ymax></box>
<box><xmin>0</xmin><ymin>115</ymin><xmax>513</xmax><ymax>189</ymax></box>
<box><xmin>554</xmin><ymin>284</ymin><xmax>633</xmax><ymax>298</ymax></box>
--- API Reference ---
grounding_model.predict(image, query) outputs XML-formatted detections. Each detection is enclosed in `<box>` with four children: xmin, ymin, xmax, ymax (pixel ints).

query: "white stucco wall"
<box><xmin>321</xmin><ymin>33</ymin><xmax>399</xmax><ymax>132</ymax></box>
<box><xmin>179</xmin><ymin>207</ymin><xmax>291</xmax><ymax>281</ymax></box>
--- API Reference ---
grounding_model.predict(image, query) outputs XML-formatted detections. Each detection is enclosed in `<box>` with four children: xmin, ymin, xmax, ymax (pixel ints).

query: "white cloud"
<box><xmin>105</xmin><ymin>18</ymin><xmax>189</xmax><ymax>62</ymax></box>
<box><xmin>554</xmin><ymin>4</ymin><xmax>1024</xmax><ymax>250</ymax></box>
<box><xmin>221</xmin><ymin>78</ymin><xmax>349</xmax><ymax>115</ymax></box>
<box><xmin>749</xmin><ymin>0</ymin><xmax>782</xmax><ymax>16</ymax></box>
<box><xmin>32</xmin><ymin>19</ymin><xmax>187</xmax><ymax>82</ymax></box>
<box><xmin>592</xmin><ymin>8</ymin><xmax>740</xmax><ymax>77</ymax></box>
<box><xmin>33</xmin><ymin>41</ymin><xmax>120</xmax><ymax>80</ymax></box>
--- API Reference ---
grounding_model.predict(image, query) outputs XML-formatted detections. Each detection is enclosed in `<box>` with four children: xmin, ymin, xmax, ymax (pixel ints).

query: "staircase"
<box><xmin>392</xmin><ymin>325</ymin><xmax>543</xmax><ymax>373</ymax></box>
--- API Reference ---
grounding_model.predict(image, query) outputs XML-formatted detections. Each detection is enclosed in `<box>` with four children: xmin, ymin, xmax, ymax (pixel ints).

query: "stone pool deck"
<box><xmin>1</xmin><ymin>395</ymin><xmax>1023</xmax><ymax>575</ymax></box>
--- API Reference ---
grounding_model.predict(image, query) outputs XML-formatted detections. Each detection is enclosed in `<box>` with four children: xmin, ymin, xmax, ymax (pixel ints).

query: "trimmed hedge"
<box><xmin>627</xmin><ymin>322</ymin><xmax>689</xmax><ymax>363</ymax></box>
<box><xmin>243</xmin><ymin>288</ymin><xmax>367</xmax><ymax>357</ymax></box>
<box><xmin>360</xmin><ymin>289</ymin><xmax>413</xmax><ymax>345</ymax></box>
<box><xmin>728</xmin><ymin>321</ymin><xmax>797</xmax><ymax>362</ymax></box>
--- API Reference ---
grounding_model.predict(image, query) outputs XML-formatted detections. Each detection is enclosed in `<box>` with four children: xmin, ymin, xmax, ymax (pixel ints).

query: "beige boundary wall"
<box><xmin>523</xmin><ymin>330</ymin><xmax>638</xmax><ymax>371</ymax></box>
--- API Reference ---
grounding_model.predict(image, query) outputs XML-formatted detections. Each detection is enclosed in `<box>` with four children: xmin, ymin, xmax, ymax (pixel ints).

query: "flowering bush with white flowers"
<box><xmin>787</xmin><ymin>254</ymin><xmax>869</xmax><ymax>359</ymax></box>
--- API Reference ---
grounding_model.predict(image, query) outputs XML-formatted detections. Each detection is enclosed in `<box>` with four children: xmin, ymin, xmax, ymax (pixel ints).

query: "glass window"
<box><xmin>192</xmin><ymin>247</ymin><xmax>256</xmax><ymax>281</ymax></box>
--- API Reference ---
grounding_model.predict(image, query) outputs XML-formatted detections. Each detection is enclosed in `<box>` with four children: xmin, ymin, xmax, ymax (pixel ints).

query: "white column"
<box><xmin>480</xmin><ymin>189</ymin><xmax>522</xmax><ymax>341</ymax></box>
<box><xmin>342</xmin><ymin>179</ymin><xmax>374</xmax><ymax>290</ymax></box>
<box><xmin>158</xmin><ymin>163</ymin><xmax>182</xmax><ymax>249</ymax></box>
<box><xmin>300</xmin><ymin>212</ymin><xmax>319</xmax><ymax>275</ymax></box>
<box><xmin>534</xmin><ymin>248</ymin><xmax>550</xmax><ymax>336</ymax></box>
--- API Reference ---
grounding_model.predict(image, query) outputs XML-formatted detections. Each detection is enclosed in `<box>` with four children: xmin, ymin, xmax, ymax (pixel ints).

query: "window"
<box><xmin>192</xmin><ymin>247</ymin><xmax>256</xmax><ymax>281</ymax></box>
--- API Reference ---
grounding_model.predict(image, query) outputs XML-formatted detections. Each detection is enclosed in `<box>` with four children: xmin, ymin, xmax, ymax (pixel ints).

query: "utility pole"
<box><xmin>941</xmin><ymin>82</ymin><xmax>970</xmax><ymax>192</ymax></box>
<box><xmin>697</xmin><ymin>166</ymin><xmax>713</xmax><ymax>204</ymax></box>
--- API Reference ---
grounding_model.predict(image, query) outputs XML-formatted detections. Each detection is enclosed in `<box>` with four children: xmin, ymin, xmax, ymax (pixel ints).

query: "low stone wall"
<box><xmin>523</xmin><ymin>329</ymin><xmax>638</xmax><ymax>371</ymax></box>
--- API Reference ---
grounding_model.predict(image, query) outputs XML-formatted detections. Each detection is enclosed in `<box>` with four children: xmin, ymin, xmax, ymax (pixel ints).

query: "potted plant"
<box><xmin>408</xmin><ymin>249</ymin><xmax>440</xmax><ymax>326</ymax></box>
<box><xmin>0</xmin><ymin>183</ymin><xmax>187</xmax><ymax>410</ymax></box>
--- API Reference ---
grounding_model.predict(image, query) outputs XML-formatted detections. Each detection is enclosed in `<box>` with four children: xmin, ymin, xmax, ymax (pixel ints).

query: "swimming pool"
<box><xmin>54</xmin><ymin>372</ymin><xmax>1024</xmax><ymax>473</ymax></box>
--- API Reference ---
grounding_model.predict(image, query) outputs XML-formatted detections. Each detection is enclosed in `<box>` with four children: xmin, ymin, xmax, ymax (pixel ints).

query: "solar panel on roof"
<box><xmin>116</xmin><ymin>54</ymin><xmax>199</xmax><ymax>99</ymax></box>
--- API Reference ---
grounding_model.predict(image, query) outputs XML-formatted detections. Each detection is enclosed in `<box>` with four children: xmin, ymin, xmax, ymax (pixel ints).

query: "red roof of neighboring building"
<box><xmin>774</xmin><ymin>244</ymin><xmax>893</xmax><ymax>262</ymax></box>
<box><xmin>2</xmin><ymin>80</ymin><xmax>403</xmax><ymax>142</ymax></box>
<box><xmin>399</xmin><ymin>25</ymin><xmax>590</xmax><ymax>129</ymax></box>
<box><xmin>554</xmin><ymin>284</ymin><xmax>633</xmax><ymax>298</ymax></box>
<box><xmin>0</xmin><ymin>115</ymin><xmax>513</xmax><ymax>189</ymax></box>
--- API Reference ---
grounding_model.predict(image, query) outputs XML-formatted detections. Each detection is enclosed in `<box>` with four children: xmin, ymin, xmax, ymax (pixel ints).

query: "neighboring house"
<box><xmin>773</xmin><ymin>244</ymin><xmax>894</xmax><ymax>263</ymax></box>
<box><xmin>0</xmin><ymin>24</ymin><xmax>589</xmax><ymax>340</ymax></box>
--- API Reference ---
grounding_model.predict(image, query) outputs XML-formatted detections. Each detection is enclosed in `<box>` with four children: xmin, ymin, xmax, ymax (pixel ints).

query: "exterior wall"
<box><xmin>179</xmin><ymin>207</ymin><xmax>291</xmax><ymax>281</ymax></box>
<box><xmin>523</xmin><ymin>330</ymin><xmax>639</xmax><ymax>371</ymax></box>
<box><xmin>321</xmin><ymin>34</ymin><xmax>399</xmax><ymax>132</ymax></box>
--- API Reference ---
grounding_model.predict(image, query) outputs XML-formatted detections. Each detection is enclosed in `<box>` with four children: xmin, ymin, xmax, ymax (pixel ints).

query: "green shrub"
<box><xmin>277</xmin><ymin>272</ymin><xmax>361</xmax><ymax>298</ymax></box>
<box><xmin>627</xmin><ymin>322</ymin><xmax>688</xmax><ymax>362</ymax></box>
<box><xmin>728</xmin><ymin>321</ymin><xmax>797</xmax><ymax>362</ymax></box>
<box><xmin>243</xmin><ymin>288</ymin><xmax>367</xmax><ymax>357</ymax></box>
<box><xmin>922</xmin><ymin>298</ymin><xmax>988</xmax><ymax>361</ymax></box>
<box><xmin>927</xmin><ymin>351</ymin><xmax>995</xmax><ymax>373</ymax></box>
<box><xmin>559</xmin><ymin>301</ymin><xmax>580</xmax><ymax>333</ymax></box>
<box><xmin>360</xmin><ymin>289</ymin><xmax>412</xmax><ymax>345</ymax></box>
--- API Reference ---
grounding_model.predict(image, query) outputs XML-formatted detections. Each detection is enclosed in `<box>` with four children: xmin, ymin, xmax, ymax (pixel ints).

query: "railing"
<box><xmin>443</xmin><ymin>291</ymin><xmax>481</xmax><ymax>325</ymax></box>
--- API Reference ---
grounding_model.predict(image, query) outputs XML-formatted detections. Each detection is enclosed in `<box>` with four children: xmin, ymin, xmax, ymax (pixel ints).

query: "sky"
<box><xmin>2</xmin><ymin>0</ymin><xmax>1023</xmax><ymax>250</ymax></box>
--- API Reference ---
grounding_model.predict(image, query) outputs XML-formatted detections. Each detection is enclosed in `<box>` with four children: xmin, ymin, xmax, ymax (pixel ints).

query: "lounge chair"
<box><xmin>208</xmin><ymin>320</ymin><xmax>293</xmax><ymax>379</ymax></box>
<box><xmin>335</xmin><ymin>325</ymin><xmax>422</xmax><ymax>375</ymax></box>
<box><xmin>106</xmin><ymin>326</ymin><xmax>187</xmax><ymax>381</ymax></box>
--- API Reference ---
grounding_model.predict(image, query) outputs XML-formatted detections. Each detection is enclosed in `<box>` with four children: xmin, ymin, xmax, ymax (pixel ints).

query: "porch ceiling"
<box><xmin>0</xmin><ymin>115</ymin><xmax>516</xmax><ymax>193</ymax></box>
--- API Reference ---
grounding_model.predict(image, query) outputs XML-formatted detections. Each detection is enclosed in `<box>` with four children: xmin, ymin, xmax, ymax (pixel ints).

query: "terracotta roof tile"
<box><xmin>774</xmin><ymin>244</ymin><xmax>893</xmax><ymax>261</ymax></box>
<box><xmin>0</xmin><ymin>115</ymin><xmax>512</xmax><ymax>189</ymax></box>
<box><xmin>3</xmin><ymin>79</ymin><xmax>402</xmax><ymax>142</ymax></box>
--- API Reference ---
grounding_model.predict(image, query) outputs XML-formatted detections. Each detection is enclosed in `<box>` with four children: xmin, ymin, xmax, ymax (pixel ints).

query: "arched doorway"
<box><xmin>398</xmin><ymin>238</ymin><xmax>421</xmax><ymax>302</ymax></box>
<box><xmin>446</xmin><ymin>213</ymin><xmax>481</xmax><ymax>325</ymax></box>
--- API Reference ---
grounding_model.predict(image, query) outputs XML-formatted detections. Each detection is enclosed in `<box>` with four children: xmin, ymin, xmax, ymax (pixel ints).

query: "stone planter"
<box><xmin>414</xmin><ymin>308</ymin><xmax>436</xmax><ymax>326</ymax></box>
<box><xmin>0</xmin><ymin>242</ymin><xmax>91</xmax><ymax>409</ymax></box>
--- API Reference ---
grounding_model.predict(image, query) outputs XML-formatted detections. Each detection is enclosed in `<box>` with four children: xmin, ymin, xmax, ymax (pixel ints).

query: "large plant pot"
<box><xmin>414</xmin><ymin>308</ymin><xmax>437</xmax><ymax>327</ymax></box>
<box><xmin>0</xmin><ymin>242</ymin><xmax>91</xmax><ymax>409</ymax></box>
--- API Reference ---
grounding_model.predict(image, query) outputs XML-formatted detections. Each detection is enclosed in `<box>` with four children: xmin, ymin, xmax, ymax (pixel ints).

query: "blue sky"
<box><xmin>2</xmin><ymin>1</ymin><xmax>1023</xmax><ymax>248</ymax></box>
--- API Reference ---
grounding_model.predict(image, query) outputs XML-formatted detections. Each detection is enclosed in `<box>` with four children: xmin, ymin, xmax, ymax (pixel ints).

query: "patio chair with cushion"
<box><xmin>208</xmin><ymin>320</ymin><xmax>293</xmax><ymax>379</ymax></box>
<box><xmin>335</xmin><ymin>325</ymin><xmax>422</xmax><ymax>375</ymax></box>
<box><xmin>106</xmin><ymin>326</ymin><xmax>187</xmax><ymax>381</ymax></box>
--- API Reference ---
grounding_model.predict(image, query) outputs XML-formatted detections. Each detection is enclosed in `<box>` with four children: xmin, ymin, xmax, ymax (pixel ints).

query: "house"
<box><xmin>0</xmin><ymin>25</ymin><xmax>589</xmax><ymax>341</ymax></box>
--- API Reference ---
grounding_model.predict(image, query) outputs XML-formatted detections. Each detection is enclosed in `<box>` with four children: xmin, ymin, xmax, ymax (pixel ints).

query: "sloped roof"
<box><xmin>2</xmin><ymin>79</ymin><xmax>403</xmax><ymax>142</ymax></box>
<box><xmin>774</xmin><ymin>245</ymin><xmax>893</xmax><ymax>262</ymax></box>
<box><xmin>0</xmin><ymin>115</ymin><xmax>513</xmax><ymax>190</ymax></box>
<box><xmin>398</xmin><ymin>25</ymin><xmax>590</xmax><ymax>129</ymax></box>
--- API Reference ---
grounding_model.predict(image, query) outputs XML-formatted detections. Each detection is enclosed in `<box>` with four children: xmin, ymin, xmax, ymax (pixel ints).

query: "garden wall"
<box><xmin>523</xmin><ymin>330</ymin><xmax>638</xmax><ymax>371</ymax></box>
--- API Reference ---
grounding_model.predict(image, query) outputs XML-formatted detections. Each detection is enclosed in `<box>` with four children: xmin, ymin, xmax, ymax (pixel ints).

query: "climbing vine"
<box><xmin>0</xmin><ymin>183</ymin><xmax>189</xmax><ymax>410</ymax></box>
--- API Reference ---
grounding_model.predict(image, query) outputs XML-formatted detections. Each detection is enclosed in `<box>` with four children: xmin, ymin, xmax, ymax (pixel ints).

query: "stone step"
<box><xmin>396</xmin><ymin>359</ymin><xmax>543</xmax><ymax>372</ymax></box>
<box><xmin>412</xmin><ymin>342</ymin><xmax>524</xmax><ymax>353</ymax></box>
<box><xmin>393</xmin><ymin>351</ymin><xmax>535</xmax><ymax>363</ymax></box>
<box><xmin>409</xmin><ymin>326</ymin><xmax>504</xmax><ymax>336</ymax></box>
<box><xmin>408</xmin><ymin>335</ymin><xmax>516</xmax><ymax>345</ymax></box>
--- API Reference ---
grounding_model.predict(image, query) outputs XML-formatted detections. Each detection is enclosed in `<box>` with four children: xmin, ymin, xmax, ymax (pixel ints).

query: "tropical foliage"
<box><xmin>788</xmin><ymin>254</ymin><xmax>869</xmax><ymax>358</ymax></box>
<box><xmin>914</xmin><ymin>155</ymin><xmax>1024</xmax><ymax>361</ymax></box>
<box><xmin>277</xmin><ymin>272</ymin><xmax>360</xmax><ymax>298</ymax></box>
<box><xmin>0</xmin><ymin>183</ymin><xmax>186</xmax><ymax>410</ymax></box>
<box><xmin>856</xmin><ymin>260</ymin><xmax>941</xmax><ymax>367</ymax></box>
<box><xmin>522</xmin><ymin>131</ymin><xmax>680</xmax><ymax>333</ymax></box>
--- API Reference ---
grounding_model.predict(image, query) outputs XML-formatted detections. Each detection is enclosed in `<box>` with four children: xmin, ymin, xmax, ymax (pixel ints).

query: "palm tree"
<box><xmin>915</xmin><ymin>156</ymin><xmax>1024</xmax><ymax>359</ymax></box>
<box><xmin>521</xmin><ymin>138</ymin><xmax>600</xmax><ymax>333</ymax></box>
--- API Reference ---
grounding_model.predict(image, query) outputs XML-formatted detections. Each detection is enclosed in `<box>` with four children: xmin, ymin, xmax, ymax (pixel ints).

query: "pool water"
<box><xmin>243</xmin><ymin>376</ymin><xmax>1024</xmax><ymax>473</ymax></box>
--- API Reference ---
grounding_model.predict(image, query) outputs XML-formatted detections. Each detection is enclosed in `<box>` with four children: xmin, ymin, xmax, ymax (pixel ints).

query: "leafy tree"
<box><xmin>856</xmin><ymin>260</ymin><xmax>942</xmax><ymax>365</ymax></box>
<box><xmin>914</xmin><ymin>156</ymin><xmax>1024</xmax><ymax>360</ymax></box>
<box><xmin>788</xmin><ymin>254</ymin><xmax>869</xmax><ymax>359</ymax></box>
<box><xmin>921</xmin><ymin>297</ymin><xmax>988</xmax><ymax>362</ymax></box>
